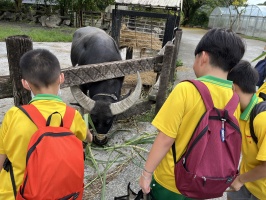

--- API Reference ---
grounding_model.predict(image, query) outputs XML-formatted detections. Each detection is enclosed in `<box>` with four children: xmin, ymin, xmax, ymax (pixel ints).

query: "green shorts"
<box><xmin>150</xmin><ymin>177</ymin><xmax>193</xmax><ymax>200</ymax></box>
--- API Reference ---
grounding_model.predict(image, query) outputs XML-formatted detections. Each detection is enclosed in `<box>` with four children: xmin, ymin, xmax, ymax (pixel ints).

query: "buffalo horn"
<box><xmin>110</xmin><ymin>71</ymin><xmax>142</xmax><ymax>115</ymax></box>
<box><xmin>70</xmin><ymin>85</ymin><xmax>95</xmax><ymax>112</ymax></box>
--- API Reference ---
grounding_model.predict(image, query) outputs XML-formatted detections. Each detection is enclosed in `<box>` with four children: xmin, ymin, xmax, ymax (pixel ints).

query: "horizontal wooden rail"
<box><xmin>0</xmin><ymin>55</ymin><xmax>163</xmax><ymax>99</ymax></box>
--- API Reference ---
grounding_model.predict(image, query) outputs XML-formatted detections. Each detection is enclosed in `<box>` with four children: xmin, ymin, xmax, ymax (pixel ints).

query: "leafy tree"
<box><xmin>181</xmin><ymin>0</ymin><xmax>247</xmax><ymax>27</ymax></box>
<box><xmin>13</xmin><ymin>0</ymin><xmax>22</xmax><ymax>12</ymax></box>
<box><xmin>182</xmin><ymin>0</ymin><xmax>203</xmax><ymax>26</ymax></box>
<box><xmin>258</xmin><ymin>1</ymin><xmax>266</xmax><ymax>5</ymax></box>
<box><xmin>182</xmin><ymin>0</ymin><xmax>224</xmax><ymax>26</ymax></box>
<box><xmin>0</xmin><ymin>0</ymin><xmax>15</xmax><ymax>10</ymax></box>
<box><xmin>217</xmin><ymin>0</ymin><xmax>247</xmax><ymax>30</ymax></box>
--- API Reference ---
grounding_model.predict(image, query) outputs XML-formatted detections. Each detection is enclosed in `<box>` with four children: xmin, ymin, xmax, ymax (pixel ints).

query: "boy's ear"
<box><xmin>200</xmin><ymin>51</ymin><xmax>209</xmax><ymax>65</ymax></box>
<box><xmin>21</xmin><ymin>79</ymin><xmax>31</xmax><ymax>91</ymax></box>
<box><xmin>232</xmin><ymin>83</ymin><xmax>240</xmax><ymax>93</ymax></box>
<box><xmin>232</xmin><ymin>83</ymin><xmax>236</xmax><ymax>92</ymax></box>
<box><xmin>59</xmin><ymin>73</ymin><xmax>64</xmax><ymax>84</ymax></box>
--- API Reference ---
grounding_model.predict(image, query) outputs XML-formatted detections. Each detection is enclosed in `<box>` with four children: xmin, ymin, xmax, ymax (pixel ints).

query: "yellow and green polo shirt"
<box><xmin>152</xmin><ymin>75</ymin><xmax>241</xmax><ymax>194</ymax></box>
<box><xmin>0</xmin><ymin>94</ymin><xmax>87</xmax><ymax>200</ymax></box>
<box><xmin>239</xmin><ymin>94</ymin><xmax>266</xmax><ymax>199</ymax></box>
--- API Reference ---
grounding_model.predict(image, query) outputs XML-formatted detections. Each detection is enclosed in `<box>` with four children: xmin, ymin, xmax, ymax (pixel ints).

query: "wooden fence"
<box><xmin>1</xmin><ymin>29</ymin><xmax>182</xmax><ymax>117</ymax></box>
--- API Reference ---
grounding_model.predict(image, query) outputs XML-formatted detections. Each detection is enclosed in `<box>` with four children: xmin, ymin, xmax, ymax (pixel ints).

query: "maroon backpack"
<box><xmin>173</xmin><ymin>80</ymin><xmax>241</xmax><ymax>199</ymax></box>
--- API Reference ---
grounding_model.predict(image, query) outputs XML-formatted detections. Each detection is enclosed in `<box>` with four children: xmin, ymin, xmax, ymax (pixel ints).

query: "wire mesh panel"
<box><xmin>119</xmin><ymin>16</ymin><xmax>165</xmax><ymax>58</ymax></box>
<box><xmin>82</xmin><ymin>11</ymin><xmax>102</xmax><ymax>27</ymax></box>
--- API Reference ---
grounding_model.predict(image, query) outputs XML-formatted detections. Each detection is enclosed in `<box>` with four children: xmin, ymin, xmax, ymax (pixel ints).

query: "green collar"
<box><xmin>240</xmin><ymin>94</ymin><xmax>258</xmax><ymax>121</ymax></box>
<box><xmin>29</xmin><ymin>94</ymin><xmax>63</xmax><ymax>104</ymax></box>
<box><xmin>197</xmin><ymin>75</ymin><xmax>233</xmax><ymax>88</ymax></box>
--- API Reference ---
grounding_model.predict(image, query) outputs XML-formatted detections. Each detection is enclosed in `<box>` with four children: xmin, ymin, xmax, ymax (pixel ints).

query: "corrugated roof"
<box><xmin>115</xmin><ymin>0</ymin><xmax>182</xmax><ymax>8</ymax></box>
<box><xmin>22</xmin><ymin>0</ymin><xmax>57</xmax><ymax>5</ymax></box>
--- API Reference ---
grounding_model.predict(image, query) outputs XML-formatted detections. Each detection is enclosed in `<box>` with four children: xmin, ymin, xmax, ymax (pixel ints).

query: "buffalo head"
<box><xmin>70</xmin><ymin>26</ymin><xmax>142</xmax><ymax>145</ymax></box>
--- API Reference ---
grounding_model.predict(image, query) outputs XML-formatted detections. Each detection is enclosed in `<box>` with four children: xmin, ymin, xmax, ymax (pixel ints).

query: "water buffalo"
<box><xmin>70</xmin><ymin>26</ymin><xmax>142</xmax><ymax>146</ymax></box>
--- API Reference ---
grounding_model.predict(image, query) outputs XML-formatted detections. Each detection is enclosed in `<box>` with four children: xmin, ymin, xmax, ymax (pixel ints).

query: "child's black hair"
<box><xmin>228</xmin><ymin>60</ymin><xmax>259</xmax><ymax>94</ymax></box>
<box><xmin>195</xmin><ymin>28</ymin><xmax>245</xmax><ymax>72</ymax></box>
<box><xmin>20</xmin><ymin>49</ymin><xmax>61</xmax><ymax>89</ymax></box>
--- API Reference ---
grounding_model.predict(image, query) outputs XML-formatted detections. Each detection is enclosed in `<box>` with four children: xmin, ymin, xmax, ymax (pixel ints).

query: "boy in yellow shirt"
<box><xmin>227</xmin><ymin>60</ymin><xmax>266</xmax><ymax>200</ymax></box>
<box><xmin>139</xmin><ymin>28</ymin><xmax>245</xmax><ymax>199</ymax></box>
<box><xmin>0</xmin><ymin>49</ymin><xmax>93</xmax><ymax>200</ymax></box>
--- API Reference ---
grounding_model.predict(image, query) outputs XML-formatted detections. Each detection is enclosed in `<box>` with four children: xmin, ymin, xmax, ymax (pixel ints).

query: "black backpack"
<box><xmin>114</xmin><ymin>182</ymin><xmax>153</xmax><ymax>200</ymax></box>
<box><xmin>254</xmin><ymin>58</ymin><xmax>266</xmax><ymax>88</ymax></box>
<box><xmin>249</xmin><ymin>93</ymin><xmax>266</xmax><ymax>144</ymax></box>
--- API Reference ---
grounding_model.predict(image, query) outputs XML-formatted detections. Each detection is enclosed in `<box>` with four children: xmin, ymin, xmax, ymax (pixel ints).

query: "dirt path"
<box><xmin>176</xmin><ymin>27</ymin><xmax>265</xmax><ymax>83</ymax></box>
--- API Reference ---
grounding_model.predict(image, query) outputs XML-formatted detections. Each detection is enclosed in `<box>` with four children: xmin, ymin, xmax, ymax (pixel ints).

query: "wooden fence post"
<box><xmin>5</xmin><ymin>35</ymin><xmax>33</xmax><ymax>106</ymax></box>
<box><xmin>155</xmin><ymin>42</ymin><xmax>175</xmax><ymax>114</ymax></box>
<box><xmin>169</xmin><ymin>29</ymin><xmax>183</xmax><ymax>84</ymax></box>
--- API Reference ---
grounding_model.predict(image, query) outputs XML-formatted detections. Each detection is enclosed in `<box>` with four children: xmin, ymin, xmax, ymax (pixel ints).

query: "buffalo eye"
<box><xmin>105</xmin><ymin>119</ymin><xmax>112</xmax><ymax>125</ymax></box>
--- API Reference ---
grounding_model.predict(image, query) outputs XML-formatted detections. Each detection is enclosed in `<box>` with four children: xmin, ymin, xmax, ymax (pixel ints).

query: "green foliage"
<box><xmin>84</xmin><ymin>129</ymin><xmax>156</xmax><ymax>199</ymax></box>
<box><xmin>133</xmin><ymin>106</ymin><xmax>155</xmax><ymax>123</ymax></box>
<box><xmin>181</xmin><ymin>0</ymin><xmax>247</xmax><ymax>26</ymax></box>
<box><xmin>0</xmin><ymin>22</ymin><xmax>76</xmax><ymax>42</ymax></box>
<box><xmin>240</xmin><ymin>34</ymin><xmax>266</xmax><ymax>43</ymax></box>
<box><xmin>0</xmin><ymin>0</ymin><xmax>15</xmax><ymax>10</ymax></box>
<box><xmin>188</xmin><ymin>10</ymin><xmax>209</xmax><ymax>27</ymax></box>
<box><xmin>252</xmin><ymin>51</ymin><xmax>266</xmax><ymax>63</ymax></box>
<box><xmin>232</xmin><ymin>0</ymin><xmax>247</xmax><ymax>6</ymax></box>
<box><xmin>176</xmin><ymin>59</ymin><xmax>183</xmax><ymax>67</ymax></box>
<box><xmin>57</xmin><ymin>0</ymin><xmax>115</xmax><ymax>14</ymax></box>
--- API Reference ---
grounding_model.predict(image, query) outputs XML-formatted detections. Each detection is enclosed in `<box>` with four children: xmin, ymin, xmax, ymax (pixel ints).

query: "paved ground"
<box><xmin>0</xmin><ymin>27</ymin><xmax>265</xmax><ymax>200</ymax></box>
<box><xmin>176</xmin><ymin>27</ymin><xmax>266</xmax><ymax>83</ymax></box>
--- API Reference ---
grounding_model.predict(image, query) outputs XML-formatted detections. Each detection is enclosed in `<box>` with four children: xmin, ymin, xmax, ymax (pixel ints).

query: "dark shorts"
<box><xmin>227</xmin><ymin>185</ymin><xmax>258</xmax><ymax>200</ymax></box>
<box><xmin>150</xmin><ymin>177</ymin><xmax>193</xmax><ymax>200</ymax></box>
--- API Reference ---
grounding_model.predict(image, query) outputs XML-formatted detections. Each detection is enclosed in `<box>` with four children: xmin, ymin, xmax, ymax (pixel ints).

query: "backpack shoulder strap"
<box><xmin>249</xmin><ymin>101</ymin><xmax>266</xmax><ymax>144</ymax></box>
<box><xmin>19</xmin><ymin>105</ymin><xmax>76</xmax><ymax>129</ymax></box>
<box><xmin>3</xmin><ymin>158</ymin><xmax>17</xmax><ymax>198</ymax></box>
<box><xmin>224</xmin><ymin>92</ymin><xmax>239</xmax><ymax>114</ymax></box>
<box><xmin>5</xmin><ymin>105</ymin><xmax>46</xmax><ymax>199</ymax></box>
<box><xmin>172</xmin><ymin>80</ymin><xmax>213</xmax><ymax>164</ymax></box>
<box><xmin>185</xmin><ymin>80</ymin><xmax>214</xmax><ymax>110</ymax></box>
<box><xmin>62</xmin><ymin>106</ymin><xmax>76</xmax><ymax>129</ymax></box>
<box><xmin>18</xmin><ymin>104</ymin><xmax>46</xmax><ymax>128</ymax></box>
<box><xmin>259</xmin><ymin>92</ymin><xmax>266</xmax><ymax>101</ymax></box>
<box><xmin>187</xmin><ymin>80</ymin><xmax>239</xmax><ymax>114</ymax></box>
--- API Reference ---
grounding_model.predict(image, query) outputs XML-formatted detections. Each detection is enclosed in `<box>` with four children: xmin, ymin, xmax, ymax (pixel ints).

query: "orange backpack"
<box><xmin>13</xmin><ymin>104</ymin><xmax>84</xmax><ymax>200</ymax></box>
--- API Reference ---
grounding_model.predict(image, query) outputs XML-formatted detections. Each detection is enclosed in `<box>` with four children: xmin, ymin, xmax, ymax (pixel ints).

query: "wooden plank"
<box><xmin>169</xmin><ymin>29</ymin><xmax>183</xmax><ymax>83</ymax></box>
<box><xmin>61</xmin><ymin>55</ymin><xmax>163</xmax><ymax>88</ymax></box>
<box><xmin>0</xmin><ymin>76</ymin><xmax>13</xmax><ymax>99</ymax></box>
<box><xmin>0</xmin><ymin>55</ymin><xmax>163</xmax><ymax>98</ymax></box>
<box><xmin>155</xmin><ymin>42</ymin><xmax>174</xmax><ymax>114</ymax></box>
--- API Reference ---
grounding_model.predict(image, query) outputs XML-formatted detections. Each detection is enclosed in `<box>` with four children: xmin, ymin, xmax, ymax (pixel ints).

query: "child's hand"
<box><xmin>139</xmin><ymin>170</ymin><xmax>152</xmax><ymax>194</ymax></box>
<box><xmin>230</xmin><ymin>176</ymin><xmax>244</xmax><ymax>191</ymax></box>
<box><xmin>86</xmin><ymin>129</ymin><xmax>93</xmax><ymax>143</ymax></box>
